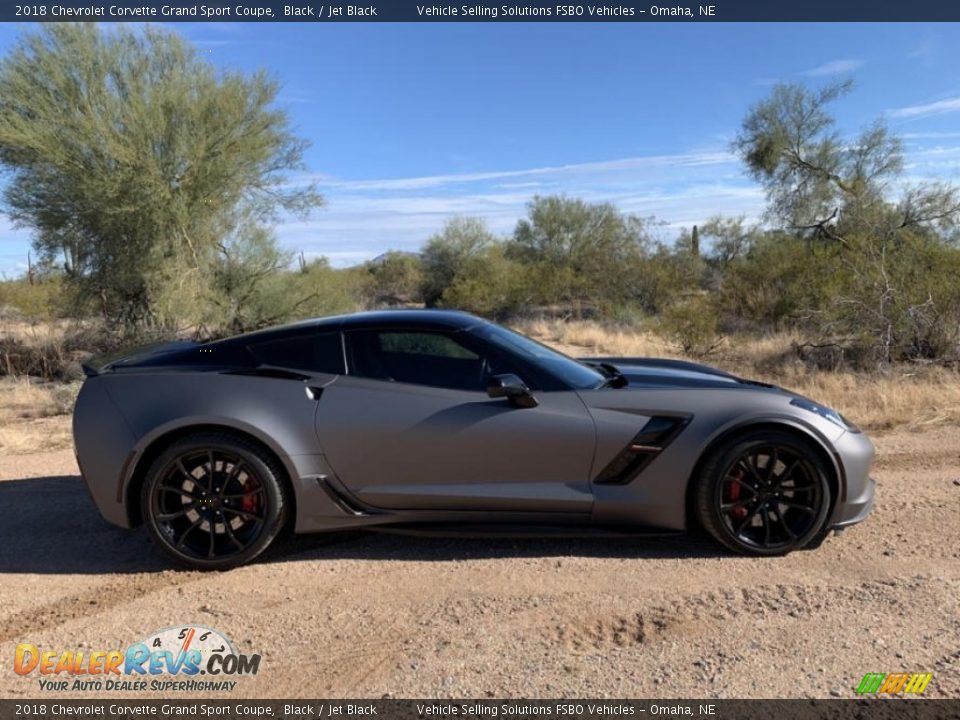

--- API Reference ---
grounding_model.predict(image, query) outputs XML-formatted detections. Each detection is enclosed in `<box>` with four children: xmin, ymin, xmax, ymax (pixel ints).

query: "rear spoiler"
<box><xmin>81</xmin><ymin>340</ymin><xmax>199</xmax><ymax>377</ymax></box>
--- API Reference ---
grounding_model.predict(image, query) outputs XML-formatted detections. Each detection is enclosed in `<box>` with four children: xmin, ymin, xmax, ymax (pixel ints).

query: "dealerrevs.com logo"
<box><xmin>14</xmin><ymin>625</ymin><xmax>260</xmax><ymax>692</ymax></box>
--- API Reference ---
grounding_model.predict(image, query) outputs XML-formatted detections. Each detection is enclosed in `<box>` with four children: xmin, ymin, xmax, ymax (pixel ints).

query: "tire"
<box><xmin>141</xmin><ymin>432</ymin><xmax>288</xmax><ymax>570</ymax></box>
<box><xmin>692</xmin><ymin>429</ymin><xmax>832</xmax><ymax>556</ymax></box>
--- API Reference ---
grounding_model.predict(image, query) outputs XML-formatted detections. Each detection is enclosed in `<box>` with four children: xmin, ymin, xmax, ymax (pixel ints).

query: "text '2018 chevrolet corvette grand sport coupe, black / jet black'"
<box><xmin>74</xmin><ymin>310</ymin><xmax>876</xmax><ymax>569</ymax></box>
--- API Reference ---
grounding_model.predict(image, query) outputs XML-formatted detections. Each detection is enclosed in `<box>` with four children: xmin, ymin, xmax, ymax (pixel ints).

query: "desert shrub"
<box><xmin>291</xmin><ymin>260</ymin><xmax>365</xmax><ymax>321</ymax></box>
<box><xmin>506</xmin><ymin>196</ymin><xmax>655</xmax><ymax>313</ymax></box>
<box><xmin>0</xmin><ymin>276</ymin><xmax>64</xmax><ymax>321</ymax></box>
<box><xmin>0</xmin><ymin>337</ymin><xmax>73</xmax><ymax>380</ymax></box>
<box><xmin>421</xmin><ymin>217</ymin><xmax>499</xmax><ymax>307</ymax></box>
<box><xmin>364</xmin><ymin>252</ymin><xmax>423</xmax><ymax>306</ymax></box>
<box><xmin>823</xmin><ymin>231</ymin><xmax>960</xmax><ymax>367</ymax></box>
<box><xmin>717</xmin><ymin>233</ymin><xmax>835</xmax><ymax>332</ymax></box>
<box><xmin>659</xmin><ymin>295</ymin><xmax>723</xmax><ymax>358</ymax></box>
<box><xmin>621</xmin><ymin>245</ymin><xmax>702</xmax><ymax>316</ymax></box>
<box><xmin>441</xmin><ymin>246</ymin><xmax>531</xmax><ymax>319</ymax></box>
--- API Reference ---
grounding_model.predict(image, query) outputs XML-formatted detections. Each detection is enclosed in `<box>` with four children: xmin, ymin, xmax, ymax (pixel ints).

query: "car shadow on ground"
<box><xmin>0</xmin><ymin>475</ymin><xmax>730</xmax><ymax>575</ymax></box>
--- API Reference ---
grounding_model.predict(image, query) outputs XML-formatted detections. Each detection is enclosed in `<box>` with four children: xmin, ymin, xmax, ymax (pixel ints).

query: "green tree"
<box><xmin>733</xmin><ymin>81</ymin><xmax>960</xmax><ymax>364</ymax></box>
<box><xmin>441</xmin><ymin>244</ymin><xmax>529</xmax><ymax>318</ymax></box>
<box><xmin>202</xmin><ymin>227</ymin><xmax>297</xmax><ymax>335</ymax></box>
<box><xmin>507</xmin><ymin>195</ymin><xmax>651</xmax><ymax>312</ymax></box>
<box><xmin>698</xmin><ymin>215</ymin><xmax>761</xmax><ymax>267</ymax></box>
<box><xmin>420</xmin><ymin>217</ymin><xmax>498</xmax><ymax>307</ymax></box>
<box><xmin>0</xmin><ymin>24</ymin><xmax>322</xmax><ymax>329</ymax></box>
<box><xmin>289</xmin><ymin>257</ymin><xmax>366</xmax><ymax>321</ymax></box>
<box><xmin>718</xmin><ymin>232</ymin><xmax>834</xmax><ymax>331</ymax></box>
<box><xmin>366</xmin><ymin>251</ymin><xmax>423</xmax><ymax>306</ymax></box>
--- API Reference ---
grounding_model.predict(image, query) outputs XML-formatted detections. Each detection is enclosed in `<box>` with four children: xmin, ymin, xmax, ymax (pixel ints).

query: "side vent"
<box><xmin>594</xmin><ymin>415</ymin><xmax>690</xmax><ymax>485</ymax></box>
<box><xmin>315</xmin><ymin>476</ymin><xmax>382</xmax><ymax>516</ymax></box>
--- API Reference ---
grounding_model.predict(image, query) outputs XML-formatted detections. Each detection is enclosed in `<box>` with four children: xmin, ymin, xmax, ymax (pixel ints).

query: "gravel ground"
<box><xmin>0</xmin><ymin>425</ymin><xmax>958</xmax><ymax>699</ymax></box>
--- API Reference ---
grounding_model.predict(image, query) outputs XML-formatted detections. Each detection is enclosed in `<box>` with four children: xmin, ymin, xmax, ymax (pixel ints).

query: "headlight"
<box><xmin>790</xmin><ymin>397</ymin><xmax>860</xmax><ymax>432</ymax></box>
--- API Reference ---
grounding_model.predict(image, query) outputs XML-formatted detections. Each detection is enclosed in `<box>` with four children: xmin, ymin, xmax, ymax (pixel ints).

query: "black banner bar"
<box><xmin>2</xmin><ymin>1</ymin><xmax>959</xmax><ymax>23</ymax></box>
<box><xmin>2</xmin><ymin>700</ymin><xmax>960</xmax><ymax>720</ymax></box>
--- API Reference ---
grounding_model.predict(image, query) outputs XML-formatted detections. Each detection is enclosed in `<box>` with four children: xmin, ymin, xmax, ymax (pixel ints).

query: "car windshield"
<box><xmin>475</xmin><ymin>323</ymin><xmax>606</xmax><ymax>390</ymax></box>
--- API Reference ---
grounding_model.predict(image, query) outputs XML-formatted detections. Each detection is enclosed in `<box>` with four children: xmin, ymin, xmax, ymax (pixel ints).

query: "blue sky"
<box><xmin>1</xmin><ymin>21</ymin><xmax>959</xmax><ymax>274</ymax></box>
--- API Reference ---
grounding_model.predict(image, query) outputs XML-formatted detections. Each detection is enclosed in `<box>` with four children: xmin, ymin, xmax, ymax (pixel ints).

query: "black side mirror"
<box><xmin>487</xmin><ymin>373</ymin><xmax>538</xmax><ymax>408</ymax></box>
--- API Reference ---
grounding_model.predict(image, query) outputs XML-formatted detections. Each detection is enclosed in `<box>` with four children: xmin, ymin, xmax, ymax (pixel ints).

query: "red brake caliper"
<box><xmin>725</xmin><ymin>468</ymin><xmax>747</xmax><ymax>521</ymax></box>
<box><xmin>240</xmin><ymin>472</ymin><xmax>260</xmax><ymax>515</ymax></box>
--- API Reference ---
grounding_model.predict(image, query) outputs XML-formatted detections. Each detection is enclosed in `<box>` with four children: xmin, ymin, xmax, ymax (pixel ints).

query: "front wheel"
<box><xmin>141</xmin><ymin>433</ymin><xmax>288</xmax><ymax>570</ymax></box>
<box><xmin>692</xmin><ymin>430</ymin><xmax>832</xmax><ymax>556</ymax></box>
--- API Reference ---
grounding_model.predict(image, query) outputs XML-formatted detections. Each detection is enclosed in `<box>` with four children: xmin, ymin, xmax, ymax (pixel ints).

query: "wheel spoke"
<box><xmin>206</xmin><ymin>450</ymin><xmax>216</xmax><ymax>494</ymax></box>
<box><xmin>780</xmin><ymin>500</ymin><xmax>817</xmax><ymax>514</ymax></box>
<box><xmin>773</xmin><ymin>503</ymin><xmax>796</xmax><ymax>540</ymax></box>
<box><xmin>738</xmin><ymin>458</ymin><xmax>764</xmax><ymax>487</ymax></box>
<box><xmin>221</xmin><ymin>488</ymin><xmax>265</xmax><ymax>499</ymax></box>
<box><xmin>775</xmin><ymin>459</ymin><xmax>801</xmax><ymax>487</ymax></box>
<box><xmin>207</xmin><ymin>522</ymin><xmax>216</xmax><ymax>559</ymax></box>
<box><xmin>221</xmin><ymin>507</ymin><xmax>263</xmax><ymax>522</ymax></box>
<box><xmin>726</xmin><ymin>476</ymin><xmax>758</xmax><ymax>496</ymax></box>
<box><xmin>761</xmin><ymin>506</ymin><xmax>771</xmax><ymax>546</ymax></box>
<box><xmin>223</xmin><ymin>519</ymin><xmax>245</xmax><ymax>550</ymax></box>
<box><xmin>175</xmin><ymin>458</ymin><xmax>193</xmax><ymax>483</ymax></box>
<box><xmin>157</xmin><ymin>505</ymin><xmax>195</xmax><ymax>521</ymax></box>
<box><xmin>722</xmin><ymin>498</ymin><xmax>753</xmax><ymax>510</ymax></box>
<box><xmin>735</xmin><ymin>502</ymin><xmax>764</xmax><ymax>534</ymax></box>
<box><xmin>159</xmin><ymin>486</ymin><xmax>203</xmax><ymax>502</ymax></box>
<box><xmin>219</xmin><ymin>461</ymin><xmax>244</xmax><ymax>497</ymax></box>
<box><xmin>175</xmin><ymin>517</ymin><xmax>204</xmax><ymax>549</ymax></box>
<box><xmin>765</xmin><ymin>447</ymin><xmax>779</xmax><ymax>483</ymax></box>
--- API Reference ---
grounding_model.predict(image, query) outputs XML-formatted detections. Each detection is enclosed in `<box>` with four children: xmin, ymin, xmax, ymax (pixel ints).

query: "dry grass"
<box><xmin>0</xmin><ymin>319</ymin><xmax>103</xmax><ymax>454</ymax></box>
<box><xmin>519</xmin><ymin>318</ymin><xmax>960</xmax><ymax>433</ymax></box>
<box><xmin>0</xmin><ymin>377</ymin><xmax>78</xmax><ymax>454</ymax></box>
<box><xmin>0</xmin><ymin>319</ymin><xmax>76</xmax><ymax>345</ymax></box>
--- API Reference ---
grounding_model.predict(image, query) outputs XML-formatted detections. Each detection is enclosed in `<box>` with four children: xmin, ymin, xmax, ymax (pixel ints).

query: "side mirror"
<box><xmin>487</xmin><ymin>373</ymin><xmax>538</xmax><ymax>408</ymax></box>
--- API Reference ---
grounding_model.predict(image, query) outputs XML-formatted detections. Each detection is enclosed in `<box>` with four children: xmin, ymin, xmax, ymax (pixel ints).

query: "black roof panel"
<box><xmin>327</xmin><ymin>309</ymin><xmax>484</xmax><ymax>331</ymax></box>
<box><xmin>206</xmin><ymin>309</ymin><xmax>485</xmax><ymax>349</ymax></box>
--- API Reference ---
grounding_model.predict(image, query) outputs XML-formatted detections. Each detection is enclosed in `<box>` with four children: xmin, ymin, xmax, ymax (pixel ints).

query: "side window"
<box><xmin>248</xmin><ymin>332</ymin><xmax>344</xmax><ymax>375</ymax></box>
<box><xmin>380</xmin><ymin>332</ymin><xmax>477</xmax><ymax>359</ymax></box>
<box><xmin>348</xmin><ymin>330</ymin><xmax>488</xmax><ymax>391</ymax></box>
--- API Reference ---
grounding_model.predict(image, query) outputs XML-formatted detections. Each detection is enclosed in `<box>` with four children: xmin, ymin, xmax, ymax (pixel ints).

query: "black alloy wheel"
<box><xmin>693</xmin><ymin>430</ymin><xmax>832</xmax><ymax>556</ymax></box>
<box><xmin>142</xmin><ymin>433</ymin><xmax>287</xmax><ymax>570</ymax></box>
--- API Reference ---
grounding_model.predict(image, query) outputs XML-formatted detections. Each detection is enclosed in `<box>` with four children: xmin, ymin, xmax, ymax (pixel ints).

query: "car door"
<box><xmin>314</xmin><ymin>328</ymin><xmax>597</xmax><ymax>515</ymax></box>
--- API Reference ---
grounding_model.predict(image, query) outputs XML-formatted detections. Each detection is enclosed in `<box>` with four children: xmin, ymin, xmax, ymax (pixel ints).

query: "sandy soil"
<box><xmin>0</xmin><ymin>424</ymin><xmax>958</xmax><ymax>700</ymax></box>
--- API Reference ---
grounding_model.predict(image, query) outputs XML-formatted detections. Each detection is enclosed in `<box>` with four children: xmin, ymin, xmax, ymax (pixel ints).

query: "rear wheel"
<box><xmin>141</xmin><ymin>433</ymin><xmax>287</xmax><ymax>570</ymax></box>
<box><xmin>692</xmin><ymin>430</ymin><xmax>832</xmax><ymax>556</ymax></box>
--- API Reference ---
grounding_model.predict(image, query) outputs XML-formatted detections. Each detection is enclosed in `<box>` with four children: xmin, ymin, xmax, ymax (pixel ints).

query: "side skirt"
<box><xmin>365</xmin><ymin>523</ymin><xmax>684</xmax><ymax>539</ymax></box>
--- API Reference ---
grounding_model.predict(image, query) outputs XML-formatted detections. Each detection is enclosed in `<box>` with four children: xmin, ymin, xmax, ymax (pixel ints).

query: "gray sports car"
<box><xmin>74</xmin><ymin>310</ymin><xmax>875</xmax><ymax>569</ymax></box>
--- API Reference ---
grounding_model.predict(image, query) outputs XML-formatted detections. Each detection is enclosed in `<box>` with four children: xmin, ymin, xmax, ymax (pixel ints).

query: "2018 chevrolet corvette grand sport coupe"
<box><xmin>74</xmin><ymin>310</ymin><xmax>876</xmax><ymax>569</ymax></box>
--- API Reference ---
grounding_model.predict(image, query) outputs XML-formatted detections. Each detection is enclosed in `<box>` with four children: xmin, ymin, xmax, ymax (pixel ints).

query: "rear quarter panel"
<box><xmin>76</xmin><ymin>371</ymin><xmax>331</xmax><ymax>528</ymax></box>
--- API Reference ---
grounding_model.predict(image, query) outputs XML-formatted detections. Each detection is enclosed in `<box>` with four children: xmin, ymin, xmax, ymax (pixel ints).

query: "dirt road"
<box><xmin>1</xmin><ymin>425</ymin><xmax>958</xmax><ymax>699</ymax></box>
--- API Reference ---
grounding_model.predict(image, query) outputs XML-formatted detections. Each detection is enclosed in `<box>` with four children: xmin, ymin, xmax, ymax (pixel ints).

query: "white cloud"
<box><xmin>801</xmin><ymin>59</ymin><xmax>864</xmax><ymax>77</ymax></box>
<box><xmin>273</xmin><ymin>168</ymin><xmax>766</xmax><ymax>267</ymax></box>
<box><xmin>889</xmin><ymin>97</ymin><xmax>960</xmax><ymax>120</ymax></box>
<box><xmin>901</xmin><ymin>131</ymin><xmax>960</xmax><ymax>140</ymax></box>
<box><xmin>907</xmin><ymin>38</ymin><xmax>938</xmax><ymax>67</ymax></box>
<box><xmin>304</xmin><ymin>151</ymin><xmax>736</xmax><ymax>192</ymax></box>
